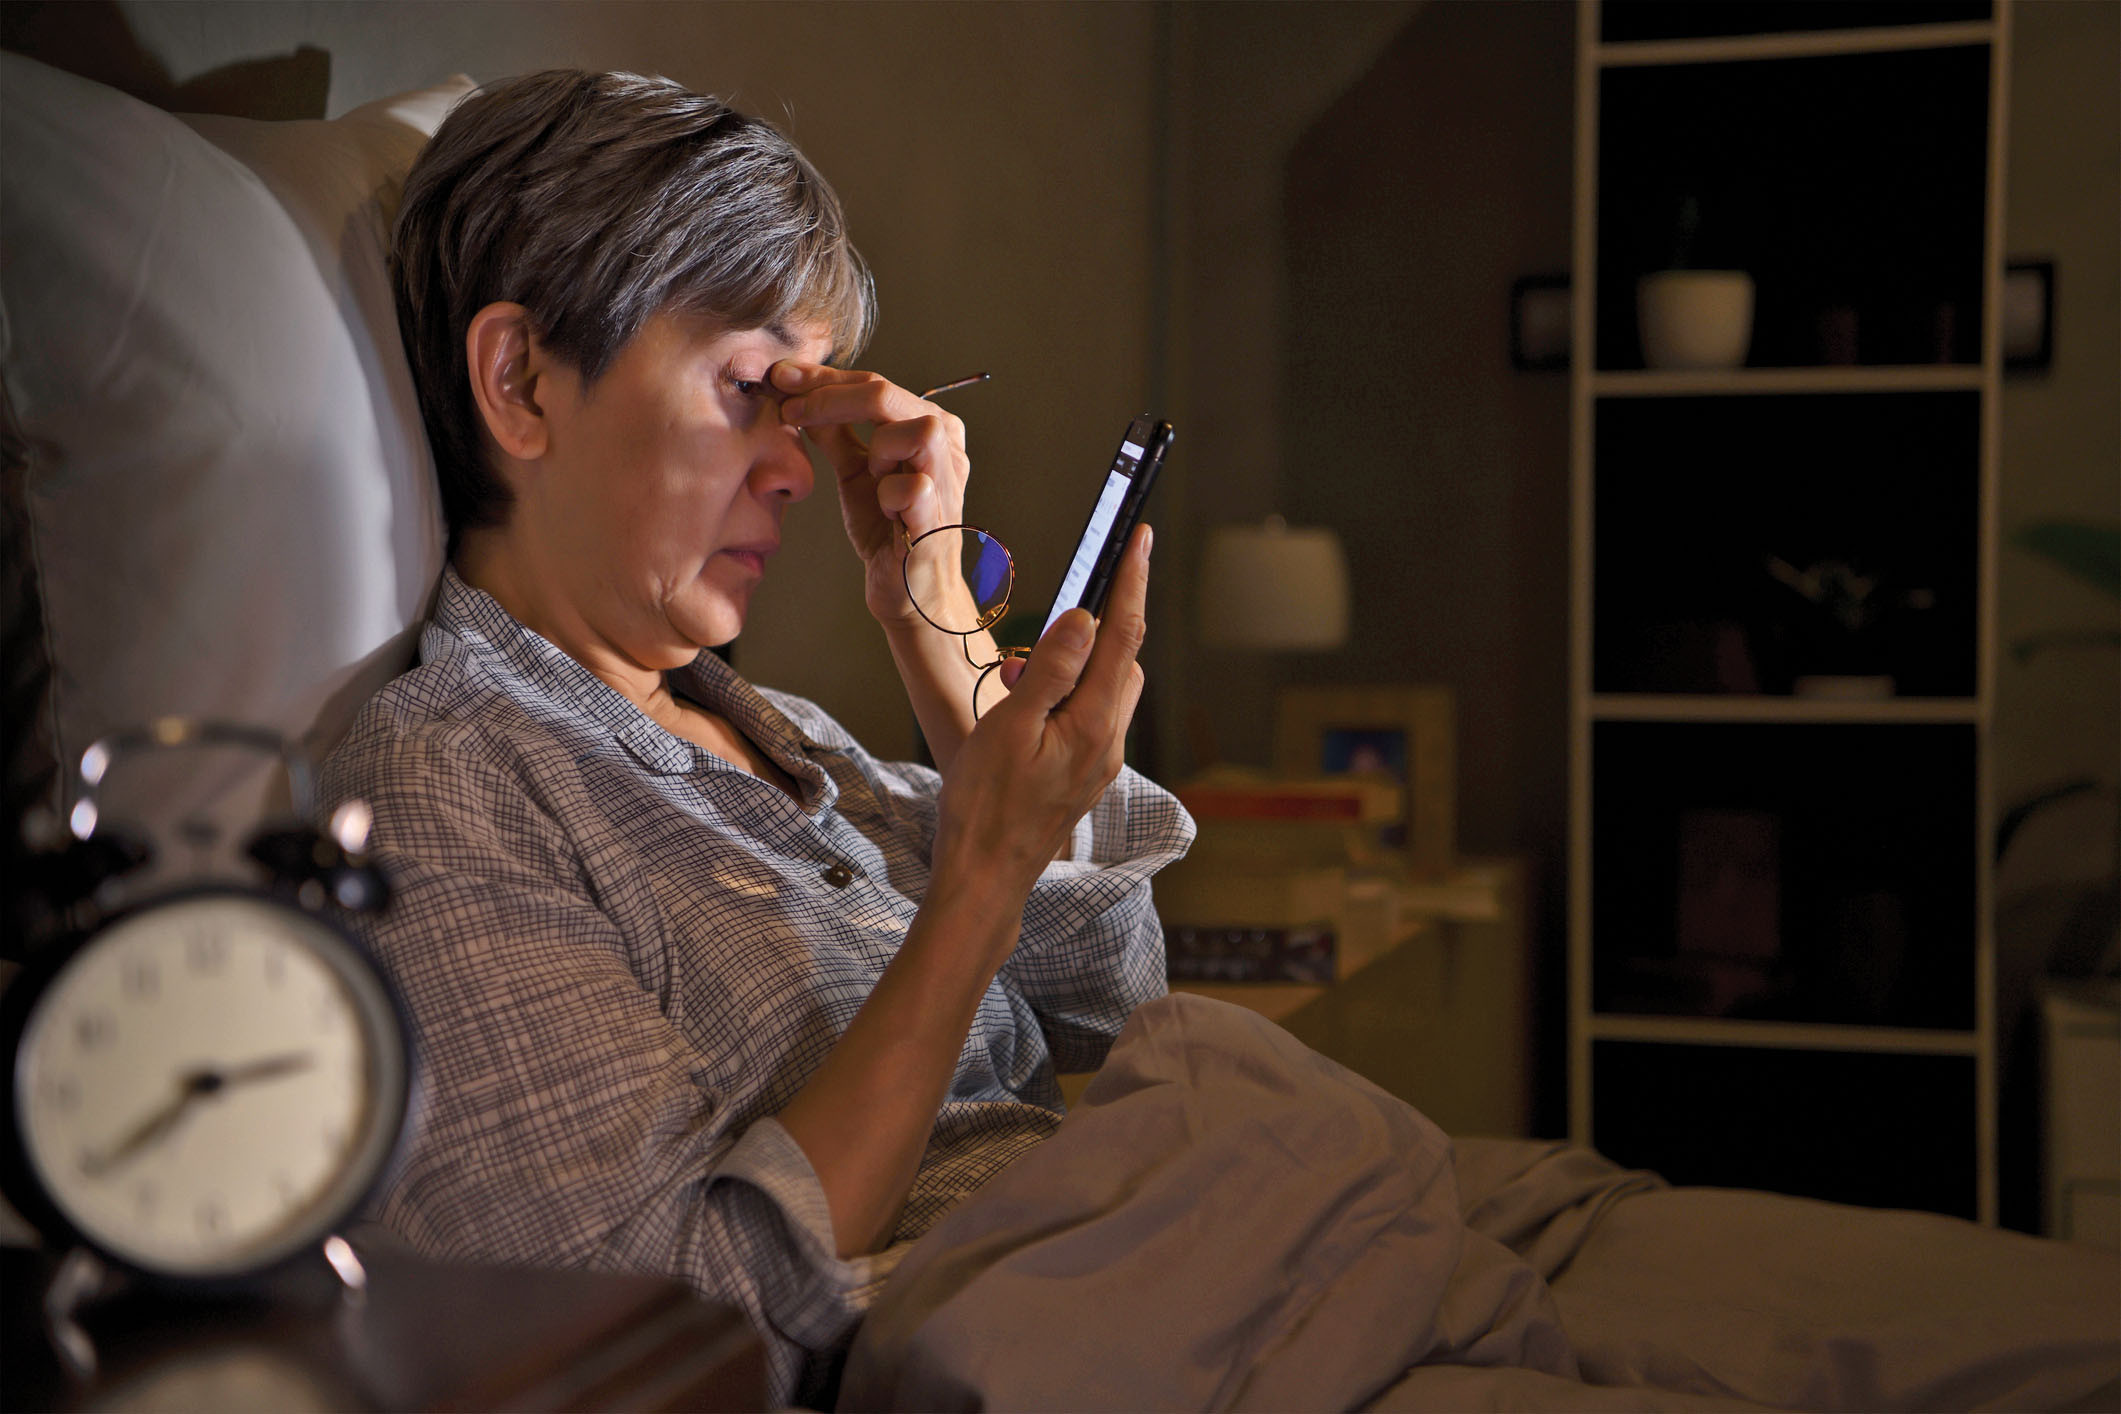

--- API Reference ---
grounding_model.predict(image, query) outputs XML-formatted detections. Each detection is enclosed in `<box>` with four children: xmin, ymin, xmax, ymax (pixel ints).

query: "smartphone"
<box><xmin>1038</xmin><ymin>414</ymin><xmax>1174</xmax><ymax>640</ymax></box>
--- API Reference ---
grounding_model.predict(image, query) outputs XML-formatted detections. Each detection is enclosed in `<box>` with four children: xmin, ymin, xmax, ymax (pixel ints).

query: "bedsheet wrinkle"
<box><xmin>840</xmin><ymin>993</ymin><xmax>1577</xmax><ymax>1411</ymax></box>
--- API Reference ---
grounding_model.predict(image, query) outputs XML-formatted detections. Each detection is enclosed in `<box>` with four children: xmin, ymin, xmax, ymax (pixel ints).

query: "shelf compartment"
<box><xmin>1591</xmin><ymin>720</ymin><xmax>1977</xmax><ymax>1030</ymax></box>
<box><xmin>1592</xmin><ymin>393</ymin><xmax>1980</xmax><ymax>698</ymax></box>
<box><xmin>1591</xmin><ymin>1040</ymin><xmax>1977</xmax><ymax>1217</ymax></box>
<box><xmin>1595</xmin><ymin>45</ymin><xmax>1991</xmax><ymax>371</ymax></box>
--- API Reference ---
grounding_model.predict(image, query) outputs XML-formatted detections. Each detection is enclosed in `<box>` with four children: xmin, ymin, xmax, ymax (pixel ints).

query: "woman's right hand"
<box><xmin>931</xmin><ymin>523</ymin><xmax>1152</xmax><ymax>907</ymax></box>
<box><xmin>777</xmin><ymin>523</ymin><xmax>1150</xmax><ymax>1257</ymax></box>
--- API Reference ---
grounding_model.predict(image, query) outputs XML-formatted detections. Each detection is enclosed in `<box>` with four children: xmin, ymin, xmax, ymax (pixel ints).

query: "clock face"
<box><xmin>11</xmin><ymin>892</ymin><xmax>409</xmax><ymax>1278</ymax></box>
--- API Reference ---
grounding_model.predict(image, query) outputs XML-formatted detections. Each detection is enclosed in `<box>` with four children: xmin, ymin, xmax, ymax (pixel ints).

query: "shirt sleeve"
<box><xmin>1004</xmin><ymin>765</ymin><xmax>1196</xmax><ymax>1073</ymax></box>
<box><xmin>844</xmin><ymin>735</ymin><xmax>1195</xmax><ymax>1076</ymax></box>
<box><xmin>325</xmin><ymin>720</ymin><xmax>891</xmax><ymax>1406</ymax></box>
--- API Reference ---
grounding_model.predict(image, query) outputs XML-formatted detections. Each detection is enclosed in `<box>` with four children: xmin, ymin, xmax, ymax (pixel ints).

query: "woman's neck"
<box><xmin>455</xmin><ymin>524</ymin><xmax>665</xmax><ymax>713</ymax></box>
<box><xmin>453</xmin><ymin>531</ymin><xmax>796</xmax><ymax>798</ymax></box>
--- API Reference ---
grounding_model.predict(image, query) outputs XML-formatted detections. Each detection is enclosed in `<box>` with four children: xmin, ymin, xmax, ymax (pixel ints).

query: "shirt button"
<box><xmin>821</xmin><ymin>863</ymin><xmax>854</xmax><ymax>888</ymax></box>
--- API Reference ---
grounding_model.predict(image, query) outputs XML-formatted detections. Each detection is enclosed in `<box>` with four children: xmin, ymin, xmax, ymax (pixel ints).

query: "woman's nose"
<box><xmin>755</xmin><ymin>423</ymin><xmax>815</xmax><ymax>503</ymax></box>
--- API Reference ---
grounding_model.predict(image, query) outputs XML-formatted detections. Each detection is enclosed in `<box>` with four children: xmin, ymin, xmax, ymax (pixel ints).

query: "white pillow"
<box><xmin>0</xmin><ymin>56</ymin><xmax>472</xmax><ymax>858</ymax></box>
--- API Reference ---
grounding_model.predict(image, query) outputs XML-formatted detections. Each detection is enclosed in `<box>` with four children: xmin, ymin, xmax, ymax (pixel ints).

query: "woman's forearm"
<box><xmin>774</xmin><ymin>864</ymin><xmax>1024</xmax><ymax>1258</ymax></box>
<box><xmin>881</xmin><ymin>616</ymin><xmax>998</xmax><ymax>775</ymax></box>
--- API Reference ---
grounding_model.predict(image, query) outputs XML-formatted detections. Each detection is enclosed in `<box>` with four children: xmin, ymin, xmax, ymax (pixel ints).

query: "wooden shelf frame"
<box><xmin>1592</xmin><ymin>366</ymin><xmax>1986</xmax><ymax>397</ymax></box>
<box><xmin>1589</xmin><ymin>694</ymin><xmax>1983</xmax><ymax>725</ymax></box>
<box><xmin>1567</xmin><ymin>0</ymin><xmax>2011</xmax><ymax>1223</ymax></box>
<box><xmin>1596</xmin><ymin>19</ymin><xmax>1996</xmax><ymax>70</ymax></box>
<box><xmin>1589</xmin><ymin>1013</ymin><xmax>1981</xmax><ymax>1056</ymax></box>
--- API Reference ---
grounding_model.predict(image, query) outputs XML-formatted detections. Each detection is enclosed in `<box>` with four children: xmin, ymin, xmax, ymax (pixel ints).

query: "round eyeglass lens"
<box><xmin>905</xmin><ymin>527</ymin><xmax>1013</xmax><ymax>635</ymax></box>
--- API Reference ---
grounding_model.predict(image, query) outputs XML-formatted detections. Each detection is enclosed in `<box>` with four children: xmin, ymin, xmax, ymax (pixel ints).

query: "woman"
<box><xmin>322</xmin><ymin>69</ymin><xmax>1191</xmax><ymax>1403</ymax></box>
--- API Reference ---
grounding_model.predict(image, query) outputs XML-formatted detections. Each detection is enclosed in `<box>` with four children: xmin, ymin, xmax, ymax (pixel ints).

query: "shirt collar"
<box><xmin>426</xmin><ymin>566</ymin><xmax>833</xmax><ymax>804</ymax></box>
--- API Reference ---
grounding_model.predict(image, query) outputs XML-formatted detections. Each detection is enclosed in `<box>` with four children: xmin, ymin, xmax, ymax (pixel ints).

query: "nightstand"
<box><xmin>2042</xmin><ymin>978</ymin><xmax>2120</xmax><ymax>1247</ymax></box>
<box><xmin>1064</xmin><ymin>856</ymin><xmax>1532</xmax><ymax>1137</ymax></box>
<box><xmin>0</xmin><ymin>1239</ymin><xmax>766</xmax><ymax>1411</ymax></box>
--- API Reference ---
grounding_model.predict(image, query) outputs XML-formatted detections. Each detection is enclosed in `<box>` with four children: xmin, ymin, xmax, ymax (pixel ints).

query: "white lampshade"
<box><xmin>1197</xmin><ymin>515</ymin><xmax>1351</xmax><ymax>650</ymax></box>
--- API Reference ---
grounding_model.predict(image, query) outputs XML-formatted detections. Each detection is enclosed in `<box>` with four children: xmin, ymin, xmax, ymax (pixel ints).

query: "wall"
<box><xmin>1997</xmin><ymin>0</ymin><xmax>2121</xmax><ymax>905</ymax></box>
<box><xmin>1279</xmin><ymin>1</ymin><xmax>1578</xmax><ymax>1133</ymax></box>
<box><xmin>1994</xmin><ymin>0</ymin><xmax>2120</xmax><ymax>1230</ymax></box>
<box><xmin>1156</xmin><ymin>0</ymin><xmax>1422</xmax><ymax>773</ymax></box>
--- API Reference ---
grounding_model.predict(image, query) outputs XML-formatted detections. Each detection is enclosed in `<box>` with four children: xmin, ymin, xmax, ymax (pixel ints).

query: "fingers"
<box><xmin>1059</xmin><ymin>523</ymin><xmax>1152</xmax><ymax>730</ymax></box>
<box><xmin>774</xmin><ymin>362</ymin><xmax>965</xmax><ymax>446</ymax></box>
<box><xmin>777</xmin><ymin>360</ymin><xmax>969</xmax><ymax>541</ymax></box>
<box><xmin>866</xmin><ymin>418</ymin><xmax>959</xmax><ymax>537</ymax></box>
<box><xmin>1005</xmin><ymin>611</ymin><xmax>1096</xmax><ymax>716</ymax></box>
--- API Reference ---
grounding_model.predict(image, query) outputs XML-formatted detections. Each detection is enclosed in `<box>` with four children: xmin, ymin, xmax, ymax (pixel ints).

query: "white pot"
<box><xmin>1637</xmin><ymin>270</ymin><xmax>1755</xmax><ymax>370</ymax></box>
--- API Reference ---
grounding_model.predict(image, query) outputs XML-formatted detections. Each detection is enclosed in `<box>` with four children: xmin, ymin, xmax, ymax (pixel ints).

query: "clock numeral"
<box><xmin>73</xmin><ymin>1010</ymin><xmax>115</xmax><ymax>1052</ymax></box>
<box><xmin>121</xmin><ymin>958</ymin><xmax>161</xmax><ymax>1000</ymax></box>
<box><xmin>185</xmin><ymin>933</ymin><xmax>229</xmax><ymax>974</ymax></box>
<box><xmin>40</xmin><ymin>1073</ymin><xmax>81</xmax><ymax>1113</ymax></box>
<box><xmin>195</xmin><ymin>1198</ymin><xmax>226</xmax><ymax>1235</ymax></box>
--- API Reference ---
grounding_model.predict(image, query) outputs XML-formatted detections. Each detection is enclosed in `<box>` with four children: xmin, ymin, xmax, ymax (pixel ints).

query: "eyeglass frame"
<box><xmin>893</xmin><ymin>371</ymin><xmax>1016</xmax><ymax>718</ymax></box>
<box><xmin>898</xmin><ymin>522</ymin><xmax>1032</xmax><ymax>721</ymax></box>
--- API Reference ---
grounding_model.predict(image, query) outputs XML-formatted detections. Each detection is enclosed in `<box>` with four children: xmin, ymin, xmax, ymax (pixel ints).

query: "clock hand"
<box><xmin>81</xmin><ymin>1070</ymin><xmax>218</xmax><ymax>1178</ymax></box>
<box><xmin>214</xmin><ymin>1051</ymin><xmax>316</xmax><ymax>1088</ymax></box>
<box><xmin>80</xmin><ymin>1053</ymin><xmax>316</xmax><ymax>1177</ymax></box>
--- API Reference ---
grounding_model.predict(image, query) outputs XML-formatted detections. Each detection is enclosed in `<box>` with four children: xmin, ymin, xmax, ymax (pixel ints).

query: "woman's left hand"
<box><xmin>771</xmin><ymin>360</ymin><xmax>969</xmax><ymax>627</ymax></box>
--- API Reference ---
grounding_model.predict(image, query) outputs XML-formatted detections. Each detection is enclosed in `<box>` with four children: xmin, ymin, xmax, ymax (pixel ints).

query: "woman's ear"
<box><xmin>465</xmin><ymin>302</ymin><xmax>550</xmax><ymax>462</ymax></box>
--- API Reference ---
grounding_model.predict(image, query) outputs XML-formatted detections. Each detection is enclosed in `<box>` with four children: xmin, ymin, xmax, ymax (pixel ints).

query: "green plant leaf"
<box><xmin>1996</xmin><ymin>777</ymin><xmax>2111</xmax><ymax>863</ymax></box>
<box><xmin>2012</xmin><ymin>520</ymin><xmax>2121</xmax><ymax>600</ymax></box>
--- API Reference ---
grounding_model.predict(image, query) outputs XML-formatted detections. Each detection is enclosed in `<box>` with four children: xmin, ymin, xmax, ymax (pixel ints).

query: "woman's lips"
<box><xmin>719</xmin><ymin>544</ymin><xmax>775</xmax><ymax>576</ymax></box>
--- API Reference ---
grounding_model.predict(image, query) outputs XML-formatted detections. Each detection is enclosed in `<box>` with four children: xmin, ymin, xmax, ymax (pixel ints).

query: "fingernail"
<box><xmin>1140</xmin><ymin>524</ymin><xmax>1154</xmax><ymax>560</ymax></box>
<box><xmin>770</xmin><ymin>362</ymin><xmax>806</xmax><ymax>389</ymax></box>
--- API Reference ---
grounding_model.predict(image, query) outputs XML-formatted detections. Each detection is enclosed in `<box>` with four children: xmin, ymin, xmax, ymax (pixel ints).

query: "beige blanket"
<box><xmin>841</xmin><ymin>994</ymin><xmax>2120</xmax><ymax>1412</ymax></box>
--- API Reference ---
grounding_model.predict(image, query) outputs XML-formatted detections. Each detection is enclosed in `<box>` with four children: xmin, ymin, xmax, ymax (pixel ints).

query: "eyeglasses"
<box><xmin>899</xmin><ymin>372</ymin><xmax>1021</xmax><ymax>721</ymax></box>
<box><xmin>901</xmin><ymin>523</ymin><xmax>1029</xmax><ymax>720</ymax></box>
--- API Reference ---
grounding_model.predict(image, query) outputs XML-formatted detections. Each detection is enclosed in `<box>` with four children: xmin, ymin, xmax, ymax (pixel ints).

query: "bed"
<box><xmin>4</xmin><ymin>53</ymin><xmax>2115</xmax><ymax>1413</ymax></box>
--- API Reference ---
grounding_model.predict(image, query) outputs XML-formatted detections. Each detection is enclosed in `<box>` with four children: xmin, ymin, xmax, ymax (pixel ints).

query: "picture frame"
<box><xmin>1509</xmin><ymin>273</ymin><xmax>1571</xmax><ymax>372</ymax></box>
<box><xmin>2003</xmin><ymin>259</ymin><xmax>2054</xmax><ymax>372</ymax></box>
<box><xmin>1272</xmin><ymin>685</ymin><xmax>1456</xmax><ymax>878</ymax></box>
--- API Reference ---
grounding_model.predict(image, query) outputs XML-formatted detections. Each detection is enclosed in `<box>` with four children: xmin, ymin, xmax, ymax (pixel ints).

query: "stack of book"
<box><xmin>1157</xmin><ymin>770</ymin><xmax>1406</xmax><ymax>983</ymax></box>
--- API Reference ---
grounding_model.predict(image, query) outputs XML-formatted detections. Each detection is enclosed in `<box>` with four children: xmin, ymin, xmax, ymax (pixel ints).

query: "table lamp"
<box><xmin>1197</xmin><ymin>515</ymin><xmax>1351</xmax><ymax>651</ymax></box>
<box><xmin>1191</xmin><ymin>516</ymin><xmax>1350</xmax><ymax>769</ymax></box>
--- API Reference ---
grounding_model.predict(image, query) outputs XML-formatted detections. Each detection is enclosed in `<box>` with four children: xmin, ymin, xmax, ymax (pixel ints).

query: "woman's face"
<box><xmin>529</xmin><ymin>310</ymin><xmax>833</xmax><ymax>666</ymax></box>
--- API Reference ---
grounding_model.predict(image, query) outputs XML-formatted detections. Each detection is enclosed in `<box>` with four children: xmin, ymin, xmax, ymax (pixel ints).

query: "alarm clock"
<box><xmin>1</xmin><ymin>719</ymin><xmax>414</xmax><ymax>1289</ymax></box>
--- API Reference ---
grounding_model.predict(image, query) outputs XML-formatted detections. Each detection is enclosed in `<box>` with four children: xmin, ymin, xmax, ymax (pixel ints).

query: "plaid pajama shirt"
<box><xmin>320</xmin><ymin>568</ymin><xmax>1193</xmax><ymax>1403</ymax></box>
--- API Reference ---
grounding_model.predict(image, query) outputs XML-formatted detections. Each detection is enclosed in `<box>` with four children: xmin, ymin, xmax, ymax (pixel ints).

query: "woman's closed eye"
<box><xmin>725</xmin><ymin>375</ymin><xmax>784</xmax><ymax>427</ymax></box>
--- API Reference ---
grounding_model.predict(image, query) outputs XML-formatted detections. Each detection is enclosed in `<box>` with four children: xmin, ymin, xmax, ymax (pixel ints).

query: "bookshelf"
<box><xmin>1568</xmin><ymin>0</ymin><xmax>2009</xmax><ymax>1221</ymax></box>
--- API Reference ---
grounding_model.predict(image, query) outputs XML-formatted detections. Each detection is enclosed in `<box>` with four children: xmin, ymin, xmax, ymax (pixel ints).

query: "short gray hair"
<box><xmin>392</xmin><ymin>70</ymin><xmax>876</xmax><ymax>538</ymax></box>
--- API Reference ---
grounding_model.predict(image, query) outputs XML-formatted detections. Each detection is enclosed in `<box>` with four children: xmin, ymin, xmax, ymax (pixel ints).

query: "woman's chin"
<box><xmin>666</xmin><ymin>598</ymin><xmax>746</xmax><ymax>658</ymax></box>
